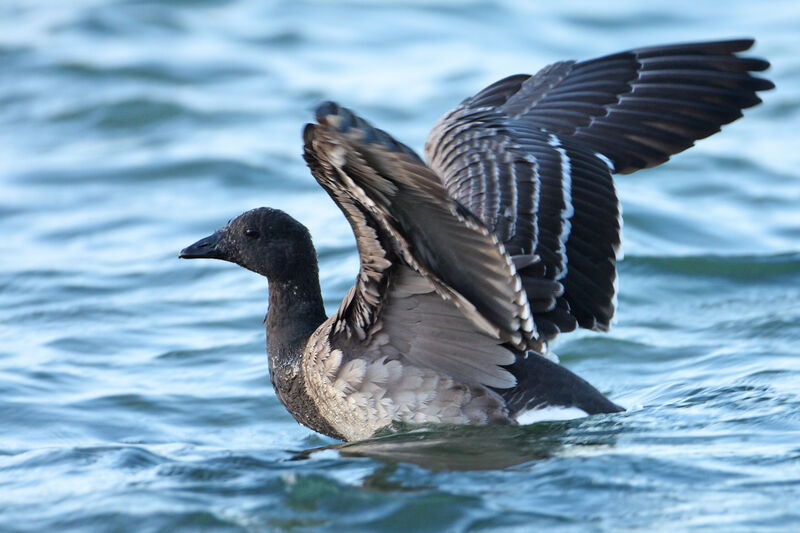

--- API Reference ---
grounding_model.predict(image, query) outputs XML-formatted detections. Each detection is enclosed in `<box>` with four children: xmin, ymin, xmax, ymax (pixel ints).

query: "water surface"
<box><xmin>2</xmin><ymin>1</ymin><xmax>800</xmax><ymax>531</ymax></box>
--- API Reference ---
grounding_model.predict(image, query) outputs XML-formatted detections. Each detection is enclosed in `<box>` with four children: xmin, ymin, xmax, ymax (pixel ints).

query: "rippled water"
<box><xmin>3</xmin><ymin>1</ymin><xmax>800</xmax><ymax>531</ymax></box>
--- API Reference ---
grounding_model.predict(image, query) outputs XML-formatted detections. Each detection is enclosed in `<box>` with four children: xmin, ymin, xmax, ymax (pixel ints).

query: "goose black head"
<box><xmin>179</xmin><ymin>207</ymin><xmax>317</xmax><ymax>281</ymax></box>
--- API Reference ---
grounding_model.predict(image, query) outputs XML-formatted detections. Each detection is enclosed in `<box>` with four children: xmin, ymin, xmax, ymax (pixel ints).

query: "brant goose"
<box><xmin>180</xmin><ymin>39</ymin><xmax>773</xmax><ymax>442</ymax></box>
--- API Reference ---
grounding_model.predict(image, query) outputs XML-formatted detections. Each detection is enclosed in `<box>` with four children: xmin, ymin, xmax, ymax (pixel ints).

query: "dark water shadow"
<box><xmin>289</xmin><ymin>418</ymin><xmax>622</xmax><ymax>472</ymax></box>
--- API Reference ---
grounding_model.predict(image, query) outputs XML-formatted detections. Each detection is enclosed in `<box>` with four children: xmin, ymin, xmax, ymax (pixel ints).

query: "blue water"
<box><xmin>3</xmin><ymin>1</ymin><xmax>800</xmax><ymax>531</ymax></box>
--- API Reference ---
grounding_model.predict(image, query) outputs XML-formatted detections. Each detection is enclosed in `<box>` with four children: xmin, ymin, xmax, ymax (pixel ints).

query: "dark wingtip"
<box><xmin>315</xmin><ymin>101</ymin><xmax>341</xmax><ymax>123</ymax></box>
<box><xmin>310</xmin><ymin>101</ymin><xmax>426</xmax><ymax>162</ymax></box>
<box><xmin>757</xmin><ymin>77</ymin><xmax>776</xmax><ymax>91</ymax></box>
<box><xmin>632</xmin><ymin>37</ymin><xmax>759</xmax><ymax>59</ymax></box>
<box><xmin>746</xmin><ymin>57</ymin><xmax>772</xmax><ymax>73</ymax></box>
<box><xmin>315</xmin><ymin>100</ymin><xmax>358</xmax><ymax>132</ymax></box>
<box><xmin>724</xmin><ymin>37</ymin><xmax>756</xmax><ymax>52</ymax></box>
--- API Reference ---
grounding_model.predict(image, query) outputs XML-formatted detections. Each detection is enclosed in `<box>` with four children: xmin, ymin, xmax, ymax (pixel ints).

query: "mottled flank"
<box><xmin>303</xmin><ymin>329</ymin><xmax>511</xmax><ymax>442</ymax></box>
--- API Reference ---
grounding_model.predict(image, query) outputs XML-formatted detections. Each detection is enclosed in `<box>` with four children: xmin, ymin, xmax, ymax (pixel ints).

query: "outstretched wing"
<box><xmin>303</xmin><ymin>102</ymin><xmax>538</xmax><ymax>388</ymax></box>
<box><xmin>425</xmin><ymin>38</ymin><xmax>773</xmax><ymax>339</ymax></box>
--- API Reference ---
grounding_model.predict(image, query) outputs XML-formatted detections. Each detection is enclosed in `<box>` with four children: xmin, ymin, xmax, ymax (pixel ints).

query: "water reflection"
<box><xmin>292</xmin><ymin>418</ymin><xmax>622</xmax><ymax>471</ymax></box>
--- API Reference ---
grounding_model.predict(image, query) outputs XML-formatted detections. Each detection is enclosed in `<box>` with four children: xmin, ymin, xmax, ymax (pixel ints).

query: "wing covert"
<box><xmin>425</xmin><ymin>38</ymin><xmax>772</xmax><ymax>339</ymax></box>
<box><xmin>303</xmin><ymin>101</ymin><xmax>541</xmax><ymax>360</ymax></box>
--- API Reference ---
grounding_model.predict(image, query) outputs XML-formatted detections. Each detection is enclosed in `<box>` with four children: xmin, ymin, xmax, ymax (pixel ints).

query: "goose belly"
<box><xmin>302</xmin><ymin>347</ymin><xmax>513</xmax><ymax>442</ymax></box>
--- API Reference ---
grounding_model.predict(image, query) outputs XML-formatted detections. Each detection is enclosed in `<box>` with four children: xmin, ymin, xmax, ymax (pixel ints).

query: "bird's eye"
<box><xmin>245</xmin><ymin>228</ymin><xmax>260</xmax><ymax>239</ymax></box>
